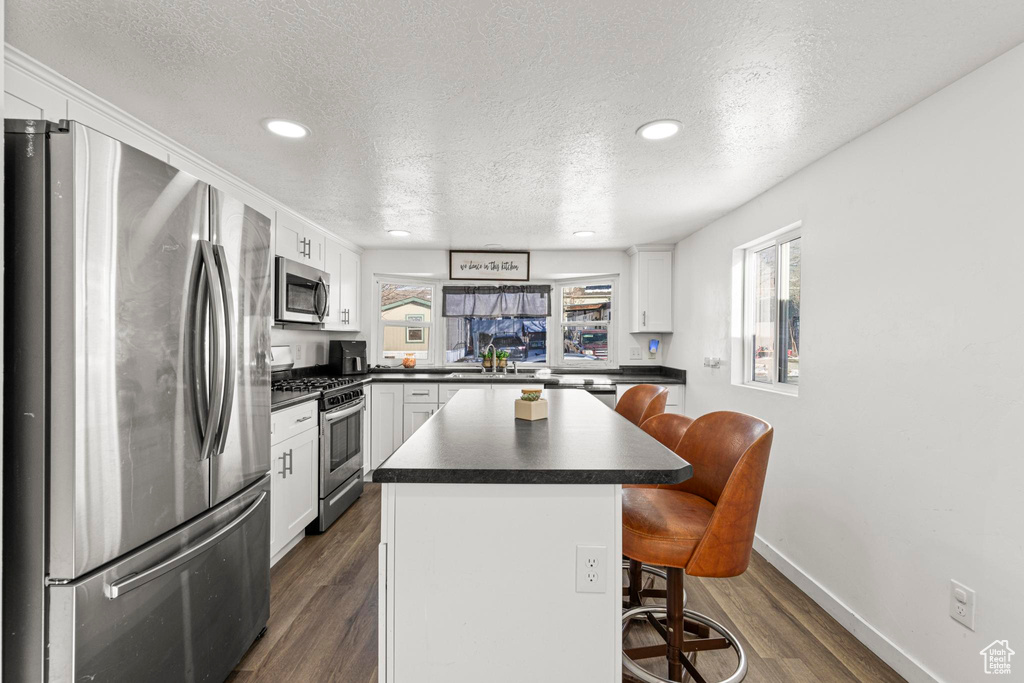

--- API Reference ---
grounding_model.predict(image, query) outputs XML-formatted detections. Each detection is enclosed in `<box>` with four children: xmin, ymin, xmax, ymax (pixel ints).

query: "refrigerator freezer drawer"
<box><xmin>47</xmin><ymin>477</ymin><xmax>270</xmax><ymax>683</ymax></box>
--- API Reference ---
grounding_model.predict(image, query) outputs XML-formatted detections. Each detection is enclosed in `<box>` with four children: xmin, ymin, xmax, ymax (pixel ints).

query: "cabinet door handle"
<box><xmin>286</xmin><ymin>449</ymin><xmax>294</xmax><ymax>475</ymax></box>
<box><xmin>295</xmin><ymin>415</ymin><xmax>312</xmax><ymax>423</ymax></box>
<box><xmin>642</xmin><ymin>311</ymin><xmax>646</xmax><ymax>327</ymax></box>
<box><xmin>411</xmin><ymin>391</ymin><xmax>429</xmax><ymax>396</ymax></box>
<box><xmin>279</xmin><ymin>450</ymin><xmax>291</xmax><ymax>478</ymax></box>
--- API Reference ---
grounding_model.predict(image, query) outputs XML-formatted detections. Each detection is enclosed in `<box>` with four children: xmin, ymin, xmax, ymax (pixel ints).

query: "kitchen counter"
<box><xmin>374</xmin><ymin>388</ymin><xmax>691</xmax><ymax>484</ymax></box>
<box><xmin>377</xmin><ymin>387</ymin><xmax>689</xmax><ymax>681</ymax></box>
<box><xmin>270</xmin><ymin>390</ymin><xmax>319</xmax><ymax>411</ymax></box>
<box><xmin>365</xmin><ymin>367</ymin><xmax>684</xmax><ymax>386</ymax></box>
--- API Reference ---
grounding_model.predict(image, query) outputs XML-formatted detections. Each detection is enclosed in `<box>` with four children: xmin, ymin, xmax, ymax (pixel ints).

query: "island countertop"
<box><xmin>373</xmin><ymin>387</ymin><xmax>692</xmax><ymax>485</ymax></box>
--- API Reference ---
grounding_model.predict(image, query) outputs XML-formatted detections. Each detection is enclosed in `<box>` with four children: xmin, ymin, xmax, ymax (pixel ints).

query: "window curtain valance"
<box><xmin>442</xmin><ymin>285</ymin><xmax>551</xmax><ymax>318</ymax></box>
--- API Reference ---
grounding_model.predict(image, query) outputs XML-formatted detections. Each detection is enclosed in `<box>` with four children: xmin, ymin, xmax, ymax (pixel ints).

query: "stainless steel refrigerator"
<box><xmin>3</xmin><ymin>119</ymin><xmax>273</xmax><ymax>682</ymax></box>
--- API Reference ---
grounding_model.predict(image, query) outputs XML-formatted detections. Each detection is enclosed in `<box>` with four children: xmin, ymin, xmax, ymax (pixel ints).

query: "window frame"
<box><xmin>439</xmin><ymin>281</ymin><xmax>555</xmax><ymax>368</ymax></box>
<box><xmin>736</xmin><ymin>222</ymin><xmax>801</xmax><ymax>396</ymax></box>
<box><xmin>376</xmin><ymin>277</ymin><xmax>438</xmax><ymax>366</ymax></box>
<box><xmin>556</xmin><ymin>277</ymin><xmax>616</xmax><ymax>369</ymax></box>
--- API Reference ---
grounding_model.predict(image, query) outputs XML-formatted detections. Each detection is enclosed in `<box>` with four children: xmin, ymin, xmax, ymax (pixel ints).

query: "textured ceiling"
<box><xmin>8</xmin><ymin>1</ymin><xmax>1024</xmax><ymax>249</ymax></box>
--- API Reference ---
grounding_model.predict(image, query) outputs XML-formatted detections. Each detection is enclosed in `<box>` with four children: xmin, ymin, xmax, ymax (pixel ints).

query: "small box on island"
<box><xmin>515</xmin><ymin>388</ymin><xmax>548</xmax><ymax>421</ymax></box>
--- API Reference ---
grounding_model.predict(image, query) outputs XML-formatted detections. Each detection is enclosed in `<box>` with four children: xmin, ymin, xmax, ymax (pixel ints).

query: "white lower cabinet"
<box><xmin>439</xmin><ymin>382</ymin><xmax>489</xmax><ymax>404</ymax></box>
<box><xmin>615</xmin><ymin>383</ymin><xmax>685</xmax><ymax>415</ymax></box>
<box><xmin>371</xmin><ymin>384</ymin><xmax>404</xmax><ymax>470</ymax></box>
<box><xmin>269</xmin><ymin>427</ymin><xmax>318</xmax><ymax>561</ymax></box>
<box><xmin>403</xmin><ymin>402</ymin><xmax>438</xmax><ymax>441</ymax></box>
<box><xmin>362</xmin><ymin>398</ymin><xmax>372</xmax><ymax>475</ymax></box>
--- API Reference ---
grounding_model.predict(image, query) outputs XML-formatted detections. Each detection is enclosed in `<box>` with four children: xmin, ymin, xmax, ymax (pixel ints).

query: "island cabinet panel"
<box><xmin>371</xmin><ymin>384</ymin><xmax>405</xmax><ymax>470</ymax></box>
<box><xmin>379</xmin><ymin>483</ymin><xmax>622</xmax><ymax>682</ymax></box>
<box><xmin>403</xmin><ymin>403</ymin><xmax>437</xmax><ymax>441</ymax></box>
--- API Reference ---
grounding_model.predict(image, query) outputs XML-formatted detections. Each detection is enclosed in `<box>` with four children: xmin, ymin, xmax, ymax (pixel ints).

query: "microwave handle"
<box><xmin>315</xmin><ymin>278</ymin><xmax>329</xmax><ymax>322</ymax></box>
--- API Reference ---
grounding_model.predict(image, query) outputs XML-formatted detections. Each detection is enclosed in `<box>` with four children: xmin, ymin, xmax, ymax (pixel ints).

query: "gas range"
<box><xmin>271</xmin><ymin>376</ymin><xmax>365</xmax><ymax>410</ymax></box>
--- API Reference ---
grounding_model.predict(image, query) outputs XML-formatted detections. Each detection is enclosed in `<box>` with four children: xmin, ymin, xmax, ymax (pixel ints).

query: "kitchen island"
<box><xmin>375</xmin><ymin>388</ymin><xmax>691</xmax><ymax>683</ymax></box>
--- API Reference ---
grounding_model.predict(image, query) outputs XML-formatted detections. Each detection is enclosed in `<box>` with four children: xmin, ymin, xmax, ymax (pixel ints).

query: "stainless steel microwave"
<box><xmin>275</xmin><ymin>256</ymin><xmax>330</xmax><ymax>324</ymax></box>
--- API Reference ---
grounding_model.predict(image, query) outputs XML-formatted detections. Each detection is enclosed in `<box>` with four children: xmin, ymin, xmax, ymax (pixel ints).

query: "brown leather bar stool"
<box><xmin>623</xmin><ymin>413</ymin><xmax>696</xmax><ymax>613</ymax></box>
<box><xmin>622</xmin><ymin>411</ymin><xmax>774</xmax><ymax>683</ymax></box>
<box><xmin>615</xmin><ymin>384</ymin><xmax>669</xmax><ymax>426</ymax></box>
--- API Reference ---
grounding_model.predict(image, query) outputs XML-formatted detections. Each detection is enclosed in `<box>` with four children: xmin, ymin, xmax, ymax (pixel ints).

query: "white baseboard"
<box><xmin>752</xmin><ymin>535</ymin><xmax>943</xmax><ymax>683</ymax></box>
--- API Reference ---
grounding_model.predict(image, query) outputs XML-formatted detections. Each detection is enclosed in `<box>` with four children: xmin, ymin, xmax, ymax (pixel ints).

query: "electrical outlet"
<box><xmin>294</xmin><ymin>344</ymin><xmax>303</xmax><ymax>362</ymax></box>
<box><xmin>950</xmin><ymin>580</ymin><xmax>975</xmax><ymax>630</ymax></box>
<box><xmin>576</xmin><ymin>545</ymin><xmax>607</xmax><ymax>594</ymax></box>
<box><xmin>629</xmin><ymin>347</ymin><xmax>642</xmax><ymax>360</ymax></box>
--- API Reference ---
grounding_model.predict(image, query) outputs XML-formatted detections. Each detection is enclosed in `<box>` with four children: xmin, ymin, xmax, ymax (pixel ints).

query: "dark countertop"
<box><xmin>364</xmin><ymin>370</ymin><xmax>684</xmax><ymax>386</ymax></box>
<box><xmin>373</xmin><ymin>388</ymin><xmax>692</xmax><ymax>485</ymax></box>
<box><xmin>270</xmin><ymin>390</ymin><xmax>320</xmax><ymax>411</ymax></box>
<box><xmin>272</xmin><ymin>366</ymin><xmax>684</xmax><ymax>410</ymax></box>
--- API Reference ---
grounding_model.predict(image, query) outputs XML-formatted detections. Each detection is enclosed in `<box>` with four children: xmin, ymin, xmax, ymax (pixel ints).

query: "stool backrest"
<box><xmin>615</xmin><ymin>384</ymin><xmax>669</xmax><ymax>426</ymax></box>
<box><xmin>676</xmin><ymin>411</ymin><xmax>773</xmax><ymax>577</ymax></box>
<box><xmin>640</xmin><ymin>413</ymin><xmax>694</xmax><ymax>452</ymax></box>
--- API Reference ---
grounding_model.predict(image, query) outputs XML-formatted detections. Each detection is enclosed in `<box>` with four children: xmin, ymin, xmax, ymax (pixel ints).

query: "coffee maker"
<box><xmin>329</xmin><ymin>340</ymin><xmax>367</xmax><ymax>376</ymax></box>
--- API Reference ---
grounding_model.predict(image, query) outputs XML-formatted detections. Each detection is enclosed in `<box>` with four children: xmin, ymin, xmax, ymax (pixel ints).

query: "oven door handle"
<box><xmin>325</xmin><ymin>401</ymin><xmax>364</xmax><ymax>422</ymax></box>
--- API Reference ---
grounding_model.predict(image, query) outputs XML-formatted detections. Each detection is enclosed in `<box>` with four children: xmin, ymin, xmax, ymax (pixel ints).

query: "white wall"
<box><xmin>360</xmin><ymin>249</ymin><xmax>668</xmax><ymax>368</ymax></box>
<box><xmin>271</xmin><ymin>327</ymin><xmax>361</xmax><ymax>369</ymax></box>
<box><xmin>664</xmin><ymin>42</ymin><xmax>1024</xmax><ymax>683</ymax></box>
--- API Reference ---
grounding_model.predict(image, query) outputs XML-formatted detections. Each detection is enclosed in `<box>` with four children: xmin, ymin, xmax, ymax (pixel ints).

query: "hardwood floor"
<box><xmin>232</xmin><ymin>483</ymin><xmax>904</xmax><ymax>682</ymax></box>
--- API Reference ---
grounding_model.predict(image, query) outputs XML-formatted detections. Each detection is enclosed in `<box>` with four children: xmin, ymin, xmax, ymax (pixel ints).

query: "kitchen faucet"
<box><xmin>485</xmin><ymin>343</ymin><xmax>497</xmax><ymax>374</ymax></box>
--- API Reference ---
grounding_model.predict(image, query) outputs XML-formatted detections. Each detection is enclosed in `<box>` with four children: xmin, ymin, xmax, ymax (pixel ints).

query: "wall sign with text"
<box><xmin>449</xmin><ymin>250</ymin><xmax>531</xmax><ymax>281</ymax></box>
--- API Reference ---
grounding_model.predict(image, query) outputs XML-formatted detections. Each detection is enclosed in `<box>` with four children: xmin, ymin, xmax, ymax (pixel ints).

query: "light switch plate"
<box><xmin>629</xmin><ymin>347</ymin><xmax>642</xmax><ymax>360</ymax></box>
<box><xmin>576</xmin><ymin>545</ymin><xmax>607</xmax><ymax>594</ymax></box>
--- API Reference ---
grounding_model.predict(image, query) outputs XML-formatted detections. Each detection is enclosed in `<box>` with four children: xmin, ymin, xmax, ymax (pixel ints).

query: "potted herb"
<box><xmin>480</xmin><ymin>348</ymin><xmax>494</xmax><ymax>369</ymax></box>
<box><xmin>496</xmin><ymin>349</ymin><xmax>510</xmax><ymax>369</ymax></box>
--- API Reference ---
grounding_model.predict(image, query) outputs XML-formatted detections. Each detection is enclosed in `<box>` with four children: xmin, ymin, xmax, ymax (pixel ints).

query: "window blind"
<box><xmin>441</xmin><ymin>285</ymin><xmax>551</xmax><ymax>317</ymax></box>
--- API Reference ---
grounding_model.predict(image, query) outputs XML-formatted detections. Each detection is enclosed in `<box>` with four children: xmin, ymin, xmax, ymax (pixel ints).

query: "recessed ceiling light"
<box><xmin>573</xmin><ymin>231</ymin><xmax>596</xmax><ymax>238</ymax></box>
<box><xmin>388</xmin><ymin>229</ymin><xmax>411</xmax><ymax>237</ymax></box>
<box><xmin>263</xmin><ymin>119</ymin><xmax>310</xmax><ymax>138</ymax></box>
<box><xmin>636</xmin><ymin>119</ymin><xmax>681</xmax><ymax>141</ymax></box>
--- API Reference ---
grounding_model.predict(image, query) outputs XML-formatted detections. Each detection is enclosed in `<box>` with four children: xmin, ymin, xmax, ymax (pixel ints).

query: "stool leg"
<box><xmin>666</xmin><ymin>568</ymin><xmax>685</xmax><ymax>682</ymax></box>
<box><xmin>628</xmin><ymin>559</ymin><xmax>644</xmax><ymax>608</ymax></box>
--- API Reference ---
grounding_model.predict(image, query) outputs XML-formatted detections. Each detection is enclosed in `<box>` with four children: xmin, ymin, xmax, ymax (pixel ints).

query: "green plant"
<box><xmin>480</xmin><ymin>348</ymin><xmax>495</xmax><ymax>359</ymax></box>
<box><xmin>496</xmin><ymin>349</ymin><xmax>510</xmax><ymax>360</ymax></box>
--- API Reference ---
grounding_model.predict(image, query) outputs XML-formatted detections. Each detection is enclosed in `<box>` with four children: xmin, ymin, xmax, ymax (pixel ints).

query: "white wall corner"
<box><xmin>752</xmin><ymin>536</ymin><xmax>944</xmax><ymax>683</ymax></box>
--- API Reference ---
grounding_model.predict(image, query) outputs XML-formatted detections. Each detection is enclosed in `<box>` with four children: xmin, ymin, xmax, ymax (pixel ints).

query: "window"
<box><xmin>739</xmin><ymin>225</ymin><xmax>801</xmax><ymax>393</ymax></box>
<box><xmin>379</xmin><ymin>280</ymin><xmax>435</xmax><ymax>363</ymax></box>
<box><xmin>559</xmin><ymin>281</ymin><xmax>613</xmax><ymax>366</ymax></box>
<box><xmin>441</xmin><ymin>285</ymin><xmax>551</xmax><ymax>365</ymax></box>
<box><xmin>444</xmin><ymin>317</ymin><xmax>547</xmax><ymax>364</ymax></box>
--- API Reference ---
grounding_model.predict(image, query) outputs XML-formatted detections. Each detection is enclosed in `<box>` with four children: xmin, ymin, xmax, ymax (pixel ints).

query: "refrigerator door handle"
<box><xmin>199</xmin><ymin>240</ymin><xmax>227</xmax><ymax>461</ymax></box>
<box><xmin>188</xmin><ymin>242</ymin><xmax>211</xmax><ymax>449</ymax></box>
<box><xmin>104</xmin><ymin>490</ymin><xmax>268</xmax><ymax>599</ymax></box>
<box><xmin>190</xmin><ymin>240</ymin><xmax>224</xmax><ymax>462</ymax></box>
<box><xmin>212</xmin><ymin>244</ymin><xmax>236</xmax><ymax>456</ymax></box>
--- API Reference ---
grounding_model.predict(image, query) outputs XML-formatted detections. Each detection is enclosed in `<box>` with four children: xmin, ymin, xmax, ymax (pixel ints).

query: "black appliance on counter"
<box><xmin>330</xmin><ymin>340</ymin><xmax>368</xmax><ymax>376</ymax></box>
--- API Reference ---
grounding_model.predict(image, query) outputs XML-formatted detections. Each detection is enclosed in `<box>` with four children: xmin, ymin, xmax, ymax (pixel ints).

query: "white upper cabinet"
<box><xmin>323</xmin><ymin>236</ymin><xmax>361</xmax><ymax>331</ymax></box>
<box><xmin>628</xmin><ymin>245</ymin><xmax>674</xmax><ymax>333</ymax></box>
<box><xmin>276</xmin><ymin>212</ymin><xmax>326</xmax><ymax>270</ymax></box>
